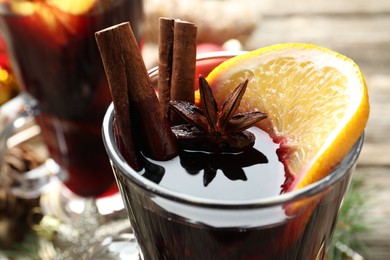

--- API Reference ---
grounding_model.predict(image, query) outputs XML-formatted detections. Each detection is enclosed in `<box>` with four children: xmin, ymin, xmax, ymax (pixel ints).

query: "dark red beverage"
<box><xmin>117</xmin><ymin>171</ymin><xmax>352</xmax><ymax>260</ymax></box>
<box><xmin>103</xmin><ymin>97</ymin><xmax>363</xmax><ymax>260</ymax></box>
<box><xmin>0</xmin><ymin>0</ymin><xmax>143</xmax><ymax>197</ymax></box>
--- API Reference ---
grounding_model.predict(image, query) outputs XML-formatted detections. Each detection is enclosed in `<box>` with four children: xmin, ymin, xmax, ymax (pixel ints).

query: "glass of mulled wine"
<box><xmin>0</xmin><ymin>0</ymin><xmax>143</xmax><ymax>198</ymax></box>
<box><xmin>102</xmin><ymin>52</ymin><xmax>364</xmax><ymax>260</ymax></box>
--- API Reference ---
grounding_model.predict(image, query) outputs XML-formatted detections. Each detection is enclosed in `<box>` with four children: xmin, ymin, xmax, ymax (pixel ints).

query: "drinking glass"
<box><xmin>0</xmin><ymin>0</ymin><xmax>143</xmax><ymax>203</ymax></box>
<box><xmin>102</xmin><ymin>52</ymin><xmax>364</xmax><ymax>259</ymax></box>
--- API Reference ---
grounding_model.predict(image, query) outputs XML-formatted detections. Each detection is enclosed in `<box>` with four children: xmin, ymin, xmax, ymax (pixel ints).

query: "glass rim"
<box><xmin>102</xmin><ymin>51</ymin><xmax>364</xmax><ymax>209</ymax></box>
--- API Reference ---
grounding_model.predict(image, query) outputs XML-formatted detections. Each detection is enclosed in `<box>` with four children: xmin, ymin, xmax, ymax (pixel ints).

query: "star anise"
<box><xmin>170</xmin><ymin>75</ymin><xmax>267</xmax><ymax>152</ymax></box>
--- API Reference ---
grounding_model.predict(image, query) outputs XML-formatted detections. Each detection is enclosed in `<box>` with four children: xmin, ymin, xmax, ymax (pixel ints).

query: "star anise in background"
<box><xmin>180</xmin><ymin>148</ymin><xmax>268</xmax><ymax>186</ymax></box>
<box><xmin>170</xmin><ymin>75</ymin><xmax>267</xmax><ymax>152</ymax></box>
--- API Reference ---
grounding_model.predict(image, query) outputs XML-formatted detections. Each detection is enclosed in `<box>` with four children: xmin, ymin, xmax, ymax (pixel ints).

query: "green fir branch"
<box><xmin>328</xmin><ymin>176</ymin><xmax>370</xmax><ymax>260</ymax></box>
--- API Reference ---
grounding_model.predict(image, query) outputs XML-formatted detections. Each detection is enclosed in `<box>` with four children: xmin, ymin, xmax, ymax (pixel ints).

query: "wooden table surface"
<box><xmin>243</xmin><ymin>1</ymin><xmax>390</xmax><ymax>259</ymax></box>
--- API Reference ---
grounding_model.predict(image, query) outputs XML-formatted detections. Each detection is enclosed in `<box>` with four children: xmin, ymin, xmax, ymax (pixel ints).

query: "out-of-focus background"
<box><xmin>143</xmin><ymin>0</ymin><xmax>390</xmax><ymax>259</ymax></box>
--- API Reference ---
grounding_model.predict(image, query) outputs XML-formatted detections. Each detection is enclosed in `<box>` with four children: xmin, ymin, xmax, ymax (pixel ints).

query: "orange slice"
<box><xmin>206</xmin><ymin>43</ymin><xmax>369</xmax><ymax>191</ymax></box>
<box><xmin>48</xmin><ymin>0</ymin><xmax>97</xmax><ymax>15</ymax></box>
<box><xmin>9</xmin><ymin>1</ymin><xmax>92</xmax><ymax>46</ymax></box>
<box><xmin>9</xmin><ymin>1</ymin><xmax>35</xmax><ymax>16</ymax></box>
<box><xmin>10</xmin><ymin>0</ymin><xmax>97</xmax><ymax>16</ymax></box>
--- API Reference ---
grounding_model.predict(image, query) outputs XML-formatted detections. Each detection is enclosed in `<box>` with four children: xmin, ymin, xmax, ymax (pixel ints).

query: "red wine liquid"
<box><xmin>115</xmin><ymin>127</ymin><xmax>352</xmax><ymax>259</ymax></box>
<box><xmin>0</xmin><ymin>0</ymin><xmax>143</xmax><ymax>197</ymax></box>
<box><xmin>142</xmin><ymin>127</ymin><xmax>286</xmax><ymax>200</ymax></box>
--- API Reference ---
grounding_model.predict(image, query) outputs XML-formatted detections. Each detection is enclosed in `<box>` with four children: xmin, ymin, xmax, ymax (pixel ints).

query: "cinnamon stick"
<box><xmin>157</xmin><ymin>17</ymin><xmax>175</xmax><ymax>117</ymax></box>
<box><xmin>158</xmin><ymin>19</ymin><xmax>197</xmax><ymax>124</ymax></box>
<box><xmin>171</xmin><ymin>20</ymin><xmax>197</xmax><ymax>103</ymax></box>
<box><xmin>112</xmin><ymin>115</ymin><xmax>142</xmax><ymax>170</ymax></box>
<box><xmin>96</xmin><ymin>22</ymin><xmax>177</xmax><ymax>161</ymax></box>
<box><xmin>95</xmin><ymin>24</ymin><xmax>142</xmax><ymax>170</ymax></box>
